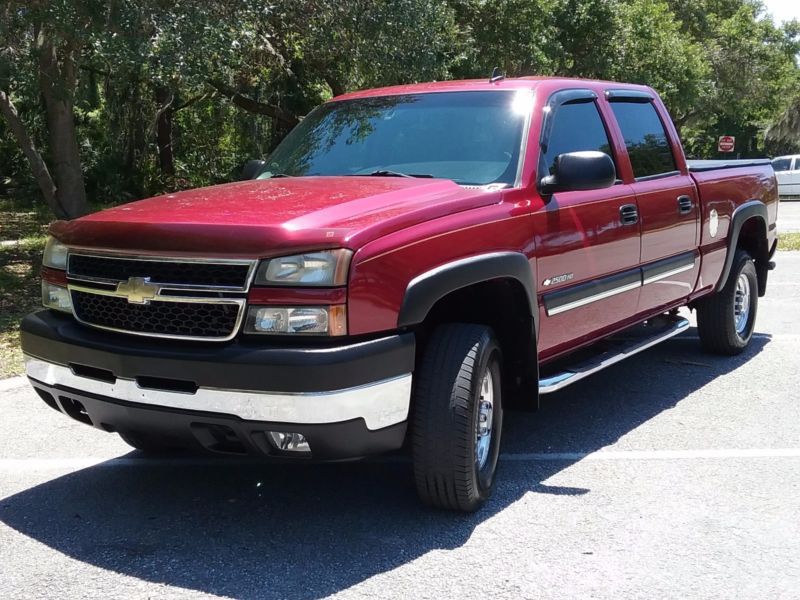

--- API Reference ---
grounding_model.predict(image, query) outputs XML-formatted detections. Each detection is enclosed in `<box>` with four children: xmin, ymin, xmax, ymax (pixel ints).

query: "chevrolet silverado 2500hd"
<box><xmin>21</xmin><ymin>77</ymin><xmax>778</xmax><ymax>511</ymax></box>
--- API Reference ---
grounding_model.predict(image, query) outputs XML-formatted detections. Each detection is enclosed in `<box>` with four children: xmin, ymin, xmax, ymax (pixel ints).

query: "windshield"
<box><xmin>260</xmin><ymin>91</ymin><xmax>531</xmax><ymax>186</ymax></box>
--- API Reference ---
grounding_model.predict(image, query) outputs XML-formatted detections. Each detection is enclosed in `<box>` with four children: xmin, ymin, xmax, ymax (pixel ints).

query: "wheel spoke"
<box><xmin>733</xmin><ymin>273</ymin><xmax>751</xmax><ymax>335</ymax></box>
<box><xmin>475</xmin><ymin>370</ymin><xmax>494</xmax><ymax>470</ymax></box>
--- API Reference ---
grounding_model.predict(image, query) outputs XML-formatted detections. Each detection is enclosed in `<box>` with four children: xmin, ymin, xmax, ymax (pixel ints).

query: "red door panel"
<box><xmin>534</xmin><ymin>184</ymin><xmax>641</xmax><ymax>360</ymax></box>
<box><xmin>632</xmin><ymin>174</ymin><xmax>700</xmax><ymax>312</ymax></box>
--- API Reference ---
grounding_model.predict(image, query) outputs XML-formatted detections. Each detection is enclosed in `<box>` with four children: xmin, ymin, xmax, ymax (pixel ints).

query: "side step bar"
<box><xmin>539</xmin><ymin>316</ymin><xmax>690</xmax><ymax>394</ymax></box>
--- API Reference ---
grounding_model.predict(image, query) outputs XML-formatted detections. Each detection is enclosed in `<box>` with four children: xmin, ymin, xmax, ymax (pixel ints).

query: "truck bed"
<box><xmin>687</xmin><ymin>159</ymin><xmax>772</xmax><ymax>172</ymax></box>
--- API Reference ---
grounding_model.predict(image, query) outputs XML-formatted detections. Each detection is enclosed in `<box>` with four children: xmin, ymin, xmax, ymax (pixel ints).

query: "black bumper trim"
<box><xmin>29</xmin><ymin>379</ymin><xmax>407</xmax><ymax>461</ymax></box>
<box><xmin>21</xmin><ymin>310</ymin><xmax>415</xmax><ymax>394</ymax></box>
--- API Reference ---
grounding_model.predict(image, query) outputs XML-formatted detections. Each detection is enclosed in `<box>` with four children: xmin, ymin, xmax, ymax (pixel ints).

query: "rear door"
<box><xmin>606</xmin><ymin>93</ymin><xmax>700</xmax><ymax>314</ymax></box>
<box><xmin>533</xmin><ymin>90</ymin><xmax>642</xmax><ymax>360</ymax></box>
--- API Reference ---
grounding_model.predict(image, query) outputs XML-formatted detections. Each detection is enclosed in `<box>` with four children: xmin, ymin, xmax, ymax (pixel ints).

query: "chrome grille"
<box><xmin>65</xmin><ymin>253</ymin><xmax>256</xmax><ymax>341</ymax></box>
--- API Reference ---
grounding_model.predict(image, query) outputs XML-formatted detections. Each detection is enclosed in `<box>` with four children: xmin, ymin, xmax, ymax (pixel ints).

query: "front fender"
<box><xmin>397</xmin><ymin>252</ymin><xmax>539</xmax><ymax>336</ymax></box>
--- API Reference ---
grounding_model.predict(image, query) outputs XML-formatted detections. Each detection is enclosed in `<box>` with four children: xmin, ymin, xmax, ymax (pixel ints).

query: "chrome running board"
<box><xmin>539</xmin><ymin>316</ymin><xmax>690</xmax><ymax>394</ymax></box>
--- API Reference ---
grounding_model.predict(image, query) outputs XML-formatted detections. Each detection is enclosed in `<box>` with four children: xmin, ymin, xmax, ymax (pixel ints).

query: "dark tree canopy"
<box><xmin>1</xmin><ymin>0</ymin><xmax>798</xmax><ymax>217</ymax></box>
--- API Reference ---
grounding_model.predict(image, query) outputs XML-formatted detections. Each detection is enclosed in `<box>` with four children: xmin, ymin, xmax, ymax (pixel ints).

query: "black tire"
<box><xmin>411</xmin><ymin>323</ymin><xmax>504</xmax><ymax>512</ymax></box>
<box><xmin>118</xmin><ymin>432</ymin><xmax>180</xmax><ymax>455</ymax></box>
<box><xmin>696</xmin><ymin>249</ymin><xmax>758</xmax><ymax>355</ymax></box>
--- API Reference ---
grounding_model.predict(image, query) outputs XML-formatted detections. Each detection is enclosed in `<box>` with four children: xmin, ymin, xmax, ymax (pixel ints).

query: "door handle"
<box><xmin>677</xmin><ymin>195</ymin><xmax>693</xmax><ymax>215</ymax></box>
<box><xmin>620</xmin><ymin>204</ymin><xmax>639</xmax><ymax>226</ymax></box>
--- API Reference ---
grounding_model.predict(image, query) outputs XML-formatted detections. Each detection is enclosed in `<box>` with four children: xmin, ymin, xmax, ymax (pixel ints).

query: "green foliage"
<box><xmin>610</xmin><ymin>0</ymin><xmax>709</xmax><ymax>120</ymax></box>
<box><xmin>1</xmin><ymin>0</ymin><xmax>799</xmax><ymax>216</ymax></box>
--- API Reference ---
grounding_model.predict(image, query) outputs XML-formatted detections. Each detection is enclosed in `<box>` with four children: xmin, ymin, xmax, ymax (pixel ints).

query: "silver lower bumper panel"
<box><xmin>24</xmin><ymin>356</ymin><xmax>411</xmax><ymax>431</ymax></box>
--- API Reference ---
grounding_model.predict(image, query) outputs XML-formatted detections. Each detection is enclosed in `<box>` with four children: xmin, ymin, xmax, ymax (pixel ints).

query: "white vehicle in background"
<box><xmin>772</xmin><ymin>155</ymin><xmax>800</xmax><ymax>199</ymax></box>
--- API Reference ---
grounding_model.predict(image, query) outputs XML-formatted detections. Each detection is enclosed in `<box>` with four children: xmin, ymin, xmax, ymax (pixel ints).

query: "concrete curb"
<box><xmin>0</xmin><ymin>376</ymin><xmax>27</xmax><ymax>393</ymax></box>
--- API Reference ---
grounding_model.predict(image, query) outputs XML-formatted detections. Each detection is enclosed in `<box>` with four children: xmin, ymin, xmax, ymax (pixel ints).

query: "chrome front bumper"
<box><xmin>25</xmin><ymin>356</ymin><xmax>412</xmax><ymax>431</ymax></box>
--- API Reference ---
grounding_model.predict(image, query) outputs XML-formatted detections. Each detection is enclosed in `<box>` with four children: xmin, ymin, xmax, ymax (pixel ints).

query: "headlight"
<box><xmin>245</xmin><ymin>305</ymin><xmax>347</xmax><ymax>336</ymax></box>
<box><xmin>42</xmin><ymin>281</ymin><xmax>72</xmax><ymax>312</ymax></box>
<box><xmin>254</xmin><ymin>250</ymin><xmax>352</xmax><ymax>286</ymax></box>
<box><xmin>43</xmin><ymin>236</ymin><xmax>69</xmax><ymax>270</ymax></box>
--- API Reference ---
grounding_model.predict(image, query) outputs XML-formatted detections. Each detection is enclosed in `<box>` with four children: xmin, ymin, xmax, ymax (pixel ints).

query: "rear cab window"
<box><xmin>609</xmin><ymin>101</ymin><xmax>677</xmax><ymax>179</ymax></box>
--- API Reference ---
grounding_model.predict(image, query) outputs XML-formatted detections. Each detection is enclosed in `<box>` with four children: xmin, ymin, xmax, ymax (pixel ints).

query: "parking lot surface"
<box><xmin>2</xmin><ymin>253</ymin><xmax>799</xmax><ymax>600</ymax></box>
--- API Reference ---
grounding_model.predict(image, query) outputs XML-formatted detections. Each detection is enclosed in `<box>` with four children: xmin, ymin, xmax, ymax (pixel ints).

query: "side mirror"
<box><xmin>241</xmin><ymin>159</ymin><xmax>266</xmax><ymax>181</ymax></box>
<box><xmin>538</xmin><ymin>151</ymin><xmax>616</xmax><ymax>195</ymax></box>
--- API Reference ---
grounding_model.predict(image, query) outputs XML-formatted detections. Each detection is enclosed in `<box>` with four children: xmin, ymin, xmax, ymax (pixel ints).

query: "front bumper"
<box><xmin>21</xmin><ymin>310</ymin><xmax>415</xmax><ymax>459</ymax></box>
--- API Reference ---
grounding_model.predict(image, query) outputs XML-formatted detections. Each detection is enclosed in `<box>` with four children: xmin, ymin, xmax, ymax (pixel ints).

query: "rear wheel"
<box><xmin>411</xmin><ymin>324</ymin><xmax>504</xmax><ymax>512</ymax></box>
<box><xmin>696</xmin><ymin>250</ymin><xmax>758</xmax><ymax>355</ymax></box>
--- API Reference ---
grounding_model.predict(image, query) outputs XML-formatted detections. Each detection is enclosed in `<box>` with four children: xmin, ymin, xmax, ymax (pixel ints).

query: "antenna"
<box><xmin>490</xmin><ymin>67</ymin><xmax>505</xmax><ymax>83</ymax></box>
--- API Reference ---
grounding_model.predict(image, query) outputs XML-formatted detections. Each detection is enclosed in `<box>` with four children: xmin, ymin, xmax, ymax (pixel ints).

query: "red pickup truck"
<box><xmin>21</xmin><ymin>77</ymin><xmax>778</xmax><ymax>511</ymax></box>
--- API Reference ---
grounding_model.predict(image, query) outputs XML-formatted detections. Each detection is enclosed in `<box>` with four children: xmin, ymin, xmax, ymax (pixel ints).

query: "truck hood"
<box><xmin>51</xmin><ymin>177</ymin><xmax>502</xmax><ymax>257</ymax></box>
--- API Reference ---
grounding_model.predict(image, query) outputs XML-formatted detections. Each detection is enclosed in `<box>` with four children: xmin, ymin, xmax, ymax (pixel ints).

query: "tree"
<box><xmin>1</xmin><ymin>1</ymin><xmax>91</xmax><ymax>218</ymax></box>
<box><xmin>1</xmin><ymin>0</ymin><xmax>799</xmax><ymax>220</ymax></box>
<box><xmin>0</xmin><ymin>90</ymin><xmax>60</xmax><ymax>215</ymax></box>
<box><xmin>765</xmin><ymin>97</ymin><xmax>800</xmax><ymax>154</ymax></box>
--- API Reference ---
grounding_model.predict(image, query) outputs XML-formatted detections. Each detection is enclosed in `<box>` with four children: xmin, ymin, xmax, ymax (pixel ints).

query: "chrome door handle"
<box><xmin>677</xmin><ymin>195</ymin><xmax>693</xmax><ymax>215</ymax></box>
<box><xmin>620</xmin><ymin>204</ymin><xmax>639</xmax><ymax>225</ymax></box>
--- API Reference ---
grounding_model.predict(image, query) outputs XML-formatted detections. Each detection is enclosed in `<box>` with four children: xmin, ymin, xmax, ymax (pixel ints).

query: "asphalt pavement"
<box><xmin>2</xmin><ymin>254</ymin><xmax>800</xmax><ymax>599</ymax></box>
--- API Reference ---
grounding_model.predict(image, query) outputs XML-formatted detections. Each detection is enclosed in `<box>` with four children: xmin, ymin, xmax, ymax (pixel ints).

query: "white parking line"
<box><xmin>501</xmin><ymin>448</ymin><xmax>800</xmax><ymax>461</ymax></box>
<box><xmin>1</xmin><ymin>448</ymin><xmax>800</xmax><ymax>473</ymax></box>
<box><xmin>676</xmin><ymin>333</ymin><xmax>799</xmax><ymax>340</ymax></box>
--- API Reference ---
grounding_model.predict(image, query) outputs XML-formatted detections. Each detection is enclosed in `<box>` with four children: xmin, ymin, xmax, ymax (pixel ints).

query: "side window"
<box><xmin>543</xmin><ymin>101</ymin><xmax>614</xmax><ymax>175</ymax></box>
<box><xmin>610</xmin><ymin>101</ymin><xmax>677</xmax><ymax>178</ymax></box>
<box><xmin>772</xmin><ymin>158</ymin><xmax>791</xmax><ymax>172</ymax></box>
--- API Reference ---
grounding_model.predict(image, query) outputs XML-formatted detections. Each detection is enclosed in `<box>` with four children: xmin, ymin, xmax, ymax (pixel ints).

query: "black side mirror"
<box><xmin>538</xmin><ymin>151</ymin><xmax>616</xmax><ymax>195</ymax></box>
<box><xmin>241</xmin><ymin>159</ymin><xmax>266</xmax><ymax>181</ymax></box>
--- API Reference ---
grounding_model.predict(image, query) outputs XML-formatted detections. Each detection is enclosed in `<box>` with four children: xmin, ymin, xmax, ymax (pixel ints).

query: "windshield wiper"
<box><xmin>358</xmin><ymin>170</ymin><xmax>434</xmax><ymax>179</ymax></box>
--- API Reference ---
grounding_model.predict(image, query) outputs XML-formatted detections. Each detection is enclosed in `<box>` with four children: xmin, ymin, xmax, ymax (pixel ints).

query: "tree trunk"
<box><xmin>207</xmin><ymin>79</ymin><xmax>299</xmax><ymax>128</ymax></box>
<box><xmin>154</xmin><ymin>86</ymin><xmax>175</xmax><ymax>176</ymax></box>
<box><xmin>324</xmin><ymin>75</ymin><xmax>346</xmax><ymax>98</ymax></box>
<box><xmin>36</xmin><ymin>27</ymin><xmax>87</xmax><ymax>219</ymax></box>
<box><xmin>0</xmin><ymin>89</ymin><xmax>65</xmax><ymax>218</ymax></box>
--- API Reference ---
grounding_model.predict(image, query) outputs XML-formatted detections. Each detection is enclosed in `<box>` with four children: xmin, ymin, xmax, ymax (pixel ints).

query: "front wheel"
<box><xmin>696</xmin><ymin>249</ymin><xmax>758</xmax><ymax>355</ymax></box>
<box><xmin>411</xmin><ymin>324</ymin><xmax>504</xmax><ymax>512</ymax></box>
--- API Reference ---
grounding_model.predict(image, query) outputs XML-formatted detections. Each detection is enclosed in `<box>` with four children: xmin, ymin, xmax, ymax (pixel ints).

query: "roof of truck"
<box><xmin>331</xmin><ymin>77</ymin><xmax>653</xmax><ymax>102</ymax></box>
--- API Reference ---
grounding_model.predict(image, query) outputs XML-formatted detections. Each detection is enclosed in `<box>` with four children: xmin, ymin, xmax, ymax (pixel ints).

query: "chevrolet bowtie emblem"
<box><xmin>116</xmin><ymin>277</ymin><xmax>159</xmax><ymax>304</ymax></box>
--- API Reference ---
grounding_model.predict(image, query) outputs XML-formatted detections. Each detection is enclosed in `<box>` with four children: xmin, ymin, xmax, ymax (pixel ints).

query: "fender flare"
<box><xmin>397</xmin><ymin>252</ymin><xmax>539</xmax><ymax>336</ymax></box>
<box><xmin>716</xmin><ymin>199</ymin><xmax>768</xmax><ymax>293</ymax></box>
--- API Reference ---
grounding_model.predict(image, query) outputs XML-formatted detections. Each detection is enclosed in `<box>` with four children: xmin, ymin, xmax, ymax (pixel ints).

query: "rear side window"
<box><xmin>772</xmin><ymin>158</ymin><xmax>791</xmax><ymax>172</ymax></box>
<box><xmin>610</xmin><ymin>102</ymin><xmax>677</xmax><ymax>178</ymax></box>
<box><xmin>543</xmin><ymin>101</ymin><xmax>614</xmax><ymax>176</ymax></box>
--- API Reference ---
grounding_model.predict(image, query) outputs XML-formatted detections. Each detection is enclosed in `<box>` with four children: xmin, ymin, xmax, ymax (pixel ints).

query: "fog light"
<box><xmin>267</xmin><ymin>431</ymin><xmax>311</xmax><ymax>454</ymax></box>
<box><xmin>42</xmin><ymin>281</ymin><xmax>72</xmax><ymax>312</ymax></box>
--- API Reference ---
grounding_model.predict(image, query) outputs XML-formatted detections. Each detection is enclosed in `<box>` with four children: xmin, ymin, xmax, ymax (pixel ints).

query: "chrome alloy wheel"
<box><xmin>733</xmin><ymin>272</ymin><xmax>751</xmax><ymax>335</ymax></box>
<box><xmin>475</xmin><ymin>369</ymin><xmax>494</xmax><ymax>470</ymax></box>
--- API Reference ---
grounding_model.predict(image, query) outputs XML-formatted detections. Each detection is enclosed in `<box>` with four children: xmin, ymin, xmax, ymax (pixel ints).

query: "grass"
<box><xmin>777</xmin><ymin>232</ymin><xmax>800</xmax><ymax>251</ymax></box>
<box><xmin>0</xmin><ymin>198</ymin><xmax>51</xmax><ymax>378</ymax></box>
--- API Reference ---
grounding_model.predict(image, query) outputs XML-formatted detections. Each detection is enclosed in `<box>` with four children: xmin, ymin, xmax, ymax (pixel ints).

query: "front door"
<box><xmin>532</xmin><ymin>92</ymin><xmax>642</xmax><ymax>361</ymax></box>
